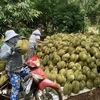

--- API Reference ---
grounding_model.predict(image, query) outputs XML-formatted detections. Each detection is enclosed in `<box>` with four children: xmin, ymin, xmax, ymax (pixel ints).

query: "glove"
<box><xmin>11</xmin><ymin>46</ymin><xmax>21</xmax><ymax>53</ymax></box>
<box><xmin>14</xmin><ymin>47</ymin><xmax>21</xmax><ymax>53</ymax></box>
<box><xmin>24</xmin><ymin>73</ymin><xmax>32</xmax><ymax>81</ymax></box>
<box><xmin>43</xmin><ymin>40</ymin><xmax>49</xmax><ymax>44</ymax></box>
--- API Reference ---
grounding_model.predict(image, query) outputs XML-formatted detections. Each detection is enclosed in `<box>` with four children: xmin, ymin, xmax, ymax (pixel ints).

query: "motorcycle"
<box><xmin>0</xmin><ymin>56</ymin><xmax>63</xmax><ymax>100</ymax></box>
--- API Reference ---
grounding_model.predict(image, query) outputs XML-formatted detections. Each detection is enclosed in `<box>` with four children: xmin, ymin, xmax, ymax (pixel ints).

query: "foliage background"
<box><xmin>0</xmin><ymin>0</ymin><xmax>100</xmax><ymax>38</ymax></box>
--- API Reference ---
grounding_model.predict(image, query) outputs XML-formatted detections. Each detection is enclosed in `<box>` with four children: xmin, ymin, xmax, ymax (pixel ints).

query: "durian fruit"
<box><xmin>63</xmin><ymin>82</ymin><xmax>72</xmax><ymax>95</ymax></box>
<box><xmin>0</xmin><ymin>61</ymin><xmax>6</xmax><ymax>71</ymax></box>
<box><xmin>72</xmin><ymin>81</ymin><xmax>80</xmax><ymax>94</ymax></box>
<box><xmin>15</xmin><ymin>36</ymin><xmax>29</xmax><ymax>55</ymax></box>
<box><xmin>0</xmin><ymin>73</ymin><xmax>8</xmax><ymax>86</ymax></box>
<box><xmin>36</xmin><ymin>33</ymin><xmax>100</xmax><ymax>95</ymax></box>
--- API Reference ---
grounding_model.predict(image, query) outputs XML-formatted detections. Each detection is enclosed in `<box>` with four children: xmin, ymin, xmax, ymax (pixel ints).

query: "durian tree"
<box><xmin>32</xmin><ymin>0</ymin><xmax>87</xmax><ymax>33</ymax></box>
<box><xmin>0</xmin><ymin>0</ymin><xmax>99</xmax><ymax>35</ymax></box>
<box><xmin>0</xmin><ymin>0</ymin><xmax>41</xmax><ymax>36</ymax></box>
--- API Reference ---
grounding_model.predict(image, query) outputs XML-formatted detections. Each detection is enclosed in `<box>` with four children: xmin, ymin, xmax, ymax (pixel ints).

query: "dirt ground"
<box><xmin>66</xmin><ymin>87</ymin><xmax>100</xmax><ymax>100</ymax></box>
<box><xmin>1</xmin><ymin>87</ymin><xmax>100</xmax><ymax>100</ymax></box>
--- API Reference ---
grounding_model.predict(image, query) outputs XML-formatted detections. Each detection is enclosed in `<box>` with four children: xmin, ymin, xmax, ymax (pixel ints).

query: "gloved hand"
<box><xmin>43</xmin><ymin>40</ymin><xmax>49</xmax><ymax>44</ymax></box>
<box><xmin>24</xmin><ymin>73</ymin><xmax>32</xmax><ymax>81</ymax></box>
<box><xmin>11</xmin><ymin>46</ymin><xmax>21</xmax><ymax>53</ymax></box>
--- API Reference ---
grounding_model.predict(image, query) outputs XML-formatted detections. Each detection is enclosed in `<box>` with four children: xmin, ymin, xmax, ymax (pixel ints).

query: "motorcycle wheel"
<box><xmin>34</xmin><ymin>86</ymin><xmax>62</xmax><ymax>100</ymax></box>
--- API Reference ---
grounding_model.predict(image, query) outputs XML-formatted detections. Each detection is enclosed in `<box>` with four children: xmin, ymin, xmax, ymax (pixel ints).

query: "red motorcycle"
<box><xmin>0</xmin><ymin>56</ymin><xmax>62</xmax><ymax>100</ymax></box>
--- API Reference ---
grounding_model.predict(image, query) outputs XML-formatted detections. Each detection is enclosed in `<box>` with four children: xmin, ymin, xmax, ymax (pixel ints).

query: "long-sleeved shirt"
<box><xmin>0</xmin><ymin>37</ymin><xmax>23</xmax><ymax>72</ymax></box>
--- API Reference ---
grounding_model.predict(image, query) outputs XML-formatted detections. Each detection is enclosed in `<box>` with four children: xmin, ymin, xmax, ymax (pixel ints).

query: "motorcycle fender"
<box><xmin>38</xmin><ymin>78</ymin><xmax>59</xmax><ymax>90</ymax></box>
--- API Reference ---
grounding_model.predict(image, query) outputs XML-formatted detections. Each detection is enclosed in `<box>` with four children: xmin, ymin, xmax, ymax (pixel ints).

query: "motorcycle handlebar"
<box><xmin>22</xmin><ymin>63</ymin><xmax>28</xmax><ymax>67</ymax></box>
